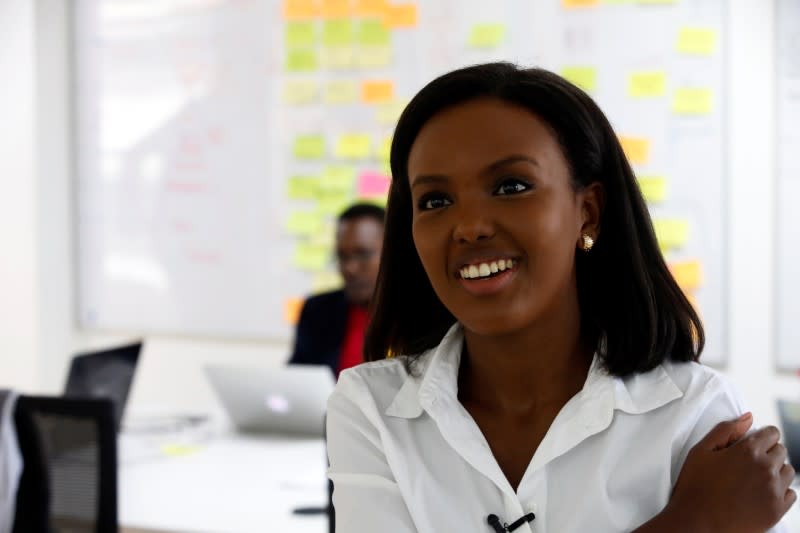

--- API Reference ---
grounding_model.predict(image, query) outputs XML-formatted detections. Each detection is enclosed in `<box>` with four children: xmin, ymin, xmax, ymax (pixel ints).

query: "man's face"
<box><xmin>336</xmin><ymin>217</ymin><xmax>384</xmax><ymax>305</ymax></box>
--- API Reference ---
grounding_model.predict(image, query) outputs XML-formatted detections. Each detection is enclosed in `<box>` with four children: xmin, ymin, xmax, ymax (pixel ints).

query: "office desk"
<box><xmin>119</xmin><ymin>432</ymin><xmax>328</xmax><ymax>533</ymax></box>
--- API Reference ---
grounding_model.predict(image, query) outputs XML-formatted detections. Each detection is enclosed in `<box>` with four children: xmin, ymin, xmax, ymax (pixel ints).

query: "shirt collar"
<box><xmin>385</xmin><ymin>323</ymin><xmax>684</xmax><ymax>419</ymax></box>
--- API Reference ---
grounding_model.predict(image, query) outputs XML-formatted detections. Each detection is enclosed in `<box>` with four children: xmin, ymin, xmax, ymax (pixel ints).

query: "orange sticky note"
<box><xmin>354</xmin><ymin>0</ymin><xmax>388</xmax><ymax>16</ymax></box>
<box><xmin>362</xmin><ymin>80</ymin><xmax>394</xmax><ymax>103</ymax></box>
<box><xmin>384</xmin><ymin>3</ymin><xmax>418</xmax><ymax>28</ymax></box>
<box><xmin>283</xmin><ymin>0</ymin><xmax>319</xmax><ymax>19</ymax></box>
<box><xmin>284</xmin><ymin>297</ymin><xmax>304</xmax><ymax>325</ymax></box>
<box><xmin>562</xmin><ymin>0</ymin><xmax>600</xmax><ymax>7</ymax></box>
<box><xmin>669</xmin><ymin>259</ymin><xmax>703</xmax><ymax>290</ymax></box>
<box><xmin>619</xmin><ymin>136</ymin><xmax>651</xmax><ymax>165</ymax></box>
<box><xmin>321</xmin><ymin>0</ymin><xmax>351</xmax><ymax>18</ymax></box>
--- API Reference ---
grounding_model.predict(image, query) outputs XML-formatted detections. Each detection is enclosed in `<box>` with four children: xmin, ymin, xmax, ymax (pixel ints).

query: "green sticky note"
<box><xmin>356</xmin><ymin>46</ymin><xmax>393</xmax><ymax>68</ymax></box>
<box><xmin>627</xmin><ymin>70</ymin><xmax>667</xmax><ymax>98</ymax></box>
<box><xmin>561</xmin><ymin>66</ymin><xmax>597</xmax><ymax>92</ymax></box>
<box><xmin>323</xmin><ymin>20</ymin><xmax>353</xmax><ymax>46</ymax></box>
<box><xmin>286</xmin><ymin>49</ymin><xmax>319</xmax><ymax>72</ymax></box>
<box><xmin>672</xmin><ymin>88</ymin><xmax>713</xmax><ymax>115</ymax></box>
<box><xmin>288</xmin><ymin>175</ymin><xmax>320</xmax><ymax>199</ymax></box>
<box><xmin>286</xmin><ymin>211</ymin><xmax>323</xmax><ymax>235</ymax></box>
<box><xmin>293</xmin><ymin>243</ymin><xmax>330</xmax><ymax>271</ymax></box>
<box><xmin>468</xmin><ymin>24</ymin><xmax>506</xmax><ymax>48</ymax></box>
<box><xmin>335</xmin><ymin>134</ymin><xmax>371</xmax><ymax>160</ymax></box>
<box><xmin>320</xmin><ymin>165</ymin><xmax>356</xmax><ymax>192</ymax></box>
<box><xmin>293</xmin><ymin>135</ymin><xmax>325</xmax><ymax>160</ymax></box>
<box><xmin>286</xmin><ymin>22</ymin><xmax>316</xmax><ymax>47</ymax></box>
<box><xmin>316</xmin><ymin>192</ymin><xmax>353</xmax><ymax>215</ymax></box>
<box><xmin>358</xmin><ymin>19</ymin><xmax>391</xmax><ymax>46</ymax></box>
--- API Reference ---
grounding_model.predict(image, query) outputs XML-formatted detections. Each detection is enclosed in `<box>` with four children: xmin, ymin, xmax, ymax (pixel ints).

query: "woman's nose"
<box><xmin>451</xmin><ymin>199</ymin><xmax>496</xmax><ymax>244</ymax></box>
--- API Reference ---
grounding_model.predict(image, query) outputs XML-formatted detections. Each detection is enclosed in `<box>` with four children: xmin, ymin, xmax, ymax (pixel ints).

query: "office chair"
<box><xmin>12</xmin><ymin>395</ymin><xmax>118</xmax><ymax>533</ymax></box>
<box><xmin>64</xmin><ymin>341</ymin><xmax>142</xmax><ymax>431</ymax></box>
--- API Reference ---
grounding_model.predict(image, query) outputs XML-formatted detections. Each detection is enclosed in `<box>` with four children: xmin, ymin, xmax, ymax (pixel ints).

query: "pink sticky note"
<box><xmin>357</xmin><ymin>170</ymin><xmax>390</xmax><ymax>196</ymax></box>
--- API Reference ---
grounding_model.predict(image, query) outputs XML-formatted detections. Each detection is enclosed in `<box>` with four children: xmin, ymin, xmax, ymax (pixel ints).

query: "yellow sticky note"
<box><xmin>362</xmin><ymin>80</ymin><xmax>394</xmax><ymax>103</ymax></box>
<box><xmin>323</xmin><ymin>20</ymin><xmax>353</xmax><ymax>46</ymax></box>
<box><xmin>669</xmin><ymin>259</ymin><xmax>703</xmax><ymax>290</ymax></box>
<box><xmin>324</xmin><ymin>80</ymin><xmax>358</xmax><ymax>104</ymax></box>
<box><xmin>294</xmin><ymin>244</ymin><xmax>330</xmax><ymax>271</ymax></box>
<box><xmin>562</xmin><ymin>0</ymin><xmax>600</xmax><ymax>7</ymax></box>
<box><xmin>286</xmin><ymin>211</ymin><xmax>323</xmax><ymax>235</ymax></box>
<box><xmin>320</xmin><ymin>165</ymin><xmax>356</xmax><ymax>192</ymax></box>
<box><xmin>637</xmin><ymin>176</ymin><xmax>668</xmax><ymax>203</ymax></box>
<box><xmin>672</xmin><ymin>88</ymin><xmax>713</xmax><ymax>115</ymax></box>
<box><xmin>377</xmin><ymin>136</ymin><xmax>392</xmax><ymax>161</ymax></box>
<box><xmin>619</xmin><ymin>136</ymin><xmax>651</xmax><ymax>165</ymax></box>
<box><xmin>312</xmin><ymin>271</ymin><xmax>343</xmax><ymax>292</ymax></box>
<box><xmin>283</xmin><ymin>0</ymin><xmax>319</xmax><ymax>19</ymax></box>
<box><xmin>356</xmin><ymin>46</ymin><xmax>393</xmax><ymax>68</ymax></box>
<box><xmin>561</xmin><ymin>66</ymin><xmax>597</xmax><ymax>92</ymax></box>
<box><xmin>375</xmin><ymin>100</ymin><xmax>406</xmax><ymax>125</ymax></box>
<box><xmin>628</xmin><ymin>71</ymin><xmax>667</xmax><ymax>98</ymax></box>
<box><xmin>286</xmin><ymin>49</ymin><xmax>319</xmax><ymax>72</ymax></box>
<box><xmin>288</xmin><ymin>175</ymin><xmax>319</xmax><ymax>199</ymax></box>
<box><xmin>676</xmin><ymin>27</ymin><xmax>717</xmax><ymax>55</ymax></box>
<box><xmin>335</xmin><ymin>134</ymin><xmax>372</xmax><ymax>160</ymax></box>
<box><xmin>316</xmin><ymin>192</ymin><xmax>352</xmax><ymax>215</ymax></box>
<box><xmin>321</xmin><ymin>0</ymin><xmax>351</xmax><ymax>18</ymax></box>
<box><xmin>161</xmin><ymin>444</ymin><xmax>200</xmax><ymax>457</ymax></box>
<box><xmin>282</xmin><ymin>80</ymin><xmax>318</xmax><ymax>105</ymax></box>
<box><xmin>653</xmin><ymin>219</ymin><xmax>689</xmax><ymax>250</ymax></box>
<box><xmin>358</xmin><ymin>19</ymin><xmax>391</xmax><ymax>46</ymax></box>
<box><xmin>384</xmin><ymin>3</ymin><xmax>418</xmax><ymax>28</ymax></box>
<box><xmin>354</xmin><ymin>0</ymin><xmax>388</xmax><ymax>16</ymax></box>
<box><xmin>286</xmin><ymin>22</ymin><xmax>316</xmax><ymax>47</ymax></box>
<box><xmin>321</xmin><ymin>46</ymin><xmax>355</xmax><ymax>69</ymax></box>
<box><xmin>284</xmin><ymin>297</ymin><xmax>305</xmax><ymax>325</ymax></box>
<box><xmin>293</xmin><ymin>135</ymin><xmax>325</xmax><ymax>159</ymax></box>
<box><xmin>468</xmin><ymin>24</ymin><xmax>506</xmax><ymax>48</ymax></box>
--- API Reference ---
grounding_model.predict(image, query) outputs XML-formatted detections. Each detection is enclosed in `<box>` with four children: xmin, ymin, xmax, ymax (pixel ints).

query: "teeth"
<box><xmin>479</xmin><ymin>263</ymin><xmax>491</xmax><ymax>277</ymax></box>
<box><xmin>490</xmin><ymin>262</ymin><xmax>498</xmax><ymax>273</ymax></box>
<box><xmin>460</xmin><ymin>258</ymin><xmax>516</xmax><ymax>279</ymax></box>
<box><xmin>468</xmin><ymin>265</ymin><xmax>479</xmax><ymax>278</ymax></box>
<box><xmin>498</xmin><ymin>259</ymin><xmax>506</xmax><ymax>270</ymax></box>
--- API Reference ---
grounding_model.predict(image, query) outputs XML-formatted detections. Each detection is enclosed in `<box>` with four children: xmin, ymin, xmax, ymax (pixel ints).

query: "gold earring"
<box><xmin>581</xmin><ymin>234</ymin><xmax>594</xmax><ymax>252</ymax></box>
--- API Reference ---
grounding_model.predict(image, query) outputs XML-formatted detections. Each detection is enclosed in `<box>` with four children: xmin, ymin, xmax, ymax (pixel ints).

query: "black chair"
<box><xmin>64</xmin><ymin>341</ymin><xmax>142</xmax><ymax>431</ymax></box>
<box><xmin>12</xmin><ymin>395</ymin><xmax>118</xmax><ymax>533</ymax></box>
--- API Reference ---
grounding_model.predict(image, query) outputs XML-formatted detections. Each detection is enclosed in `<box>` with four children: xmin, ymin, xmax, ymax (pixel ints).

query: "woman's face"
<box><xmin>407</xmin><ymin>98</ymin><xmax>599</xmax><ymax>336</ymax></box>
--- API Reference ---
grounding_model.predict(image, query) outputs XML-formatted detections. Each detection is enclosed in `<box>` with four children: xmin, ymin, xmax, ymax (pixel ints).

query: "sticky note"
<box><xmin>161</xmin><ymin>444</ymin><xmax>200</xmax><ymax>457</ymax></box>
<box><xmin>636</xmin><ymin>0</ymin><xmax>677</xmax><ymax>4</ymax></box>
<box><xmin>362</xmin><ymin>80</ymin><xmax>394</xmax><ymax>103</ymax></box>
<box><xmin>286</xmin><ymin>22</ymin><xmax>316</xmax><ymax>47</ymax></box>
<box><xmin>282</xmin><ymin>80</ymin><xmax>318</xmax><ymax>105</ymax></box>
<box><xmin>354</xmin><ymin>0</ymin><xmax>388</xmax><ymax>16</ymax></box>
<box><xmin>676</xmin><ymin>27</ymin><xmax>717</xmax><ymax>55</ymax></box>
<box><xmin>377</xmin><ymin>136</ymin><xmax>392</xmax><ymax>161</ymax></box>
<box><xmin>653</xmin><ymin>219</ymin><xmax>689</xmax><ymax>250</ymax></box>
<box><xmin>358</xmin><ymin>170</ymin><xmax>391</xmax><ymax>197</ymax></box>
<box><xmin>619</xmin><ymin>136</ymin><xmax>651</xmax><ymax>165</ymax></box>
<box><xmin>324</xmin><ymin>80</ymin><xmax>358</xmax><ymax>104</ymax></box>
<box><xmin>320</xmin><ymin>165</ymin><xmax>356</xmax><ymax>191</ymax></box>
<box><xmin>668</xmin><ymin>259</ymin><xmax>703</xmax><ymax>290</ymax></box>
<box><xmin>468</xmin><ymin>24</ymin><xmax>506</xmax><ymax>48</ymax></box>
<box><xmin>628</xmin><ymin>71</ymin><xmax>667</xmax><ymax>98</ymax></box>
<box><xmin>321</xmin><ymin>46</ymin><xmax>354</xmax><ymax>69</ymax></box>
<box><xmin>375</xmin><ymin>100</ymin><xmax>406</xmax><ymax>125</ymax></box>
<box><xmin>286</xmin><ymin>211</ymin><xmax>323</xmax><ymax>235</ymax></box>
<box><xmin>288</xmin><ymin>175</ymin><xmax>319</xmax><ymax>199</ymax></box>
<box><xmin>294</xmin><ymin>244</ymin><xmax>330</xmax><ymax>271</ymax></box>
<box><xmin>286</xmin><ymin>49</ymin><xmax>319</xmax><ymax>72</ymax></box>
<box><xmin>562</xmin><ymin>0</ymin><xmax>600</xmax><ymax>7</ymax></box>
<box><xmin>312</xmin><ymin>271</ymin><xmax>343</xmax><ymax>292</ymax></box>
<box><xmin>637</xmin><ymin>175</ymin><xmax>668</xmax><ymax>203</ymax></box>
<box><xmin>283</xmin><ymin>0</ymin><xmax>319</xmax><ymax>19</ymax></box>
<box><xmin>317</xmin><ymin>192</ymin><xmax>352</xmax><ymax>215</ymax></box>
<box><xmin>284</xmin><ymin>297</ymin><xmax>304</xmax><ymax>325</ymax></box>
<box><xmin>672</xmin><ymin>88</ymin><xmax>713</xmax><ymax>115</ymax></box>
<box><xmin>561</xmin><ymin>66</ymin><xmax>597</xmax><ymax>92</ymax></box>
<box><xmin>384</xmin><ymin>3</ymin><xmax>418</xmax><ymax>28</ymax></box>
<box><xmin>323</xmin><ymin>20</ymin><xmax>353</xmax><ymax>45</ymax></box>
<box><xmin>321</xmin><ymin>0</ymin><xmax>351</xmax><ymax>18</ymax></box>
<box><xmin>358</xmin><ymin>19</ymin><xmax>391</xmax><ymax>46</ymax></box>
<box><xmin>335</xmin><ymin>134</ymin><xmax>372</xmax><ymax>160</ymax></box>
<box><xmin>356</xmin><ymin>46</ymin><xmax>393</xmax><ymax>68</ymax></box>
<box><xmin>293</xmin><ymin>135</ymin><xmax>325</xmax><ymax>159</ymax></box>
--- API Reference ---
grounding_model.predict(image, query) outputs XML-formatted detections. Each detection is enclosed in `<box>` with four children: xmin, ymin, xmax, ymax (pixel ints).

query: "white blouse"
<box><xmin>326</xmin><ymin>324</ymin><xmax>786</xmax><ymax>532</ymax></box>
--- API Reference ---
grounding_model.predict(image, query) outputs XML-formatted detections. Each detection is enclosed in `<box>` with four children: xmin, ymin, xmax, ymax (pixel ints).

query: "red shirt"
<box><xmin>337</xmin><ymin>304</ymin><xmax>369</xmax><ymax>377</ymax></box>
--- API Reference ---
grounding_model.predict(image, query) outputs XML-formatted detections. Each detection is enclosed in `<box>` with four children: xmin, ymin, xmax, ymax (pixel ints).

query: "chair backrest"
<box><xmin>13</xmin><ymin>395</ymin><xmax>118</xmax><ymax>533</ymax></box>
<box><xmin>64</xmin><ymin>341</ymin><xmax>142</xmax><ymax>431</ymax></box>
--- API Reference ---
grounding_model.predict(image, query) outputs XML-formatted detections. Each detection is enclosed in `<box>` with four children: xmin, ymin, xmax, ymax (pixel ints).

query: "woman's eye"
<box><xmin>494</xmin><ymin>178</ymin><xmax>531</xmax><ymax>196</ymax></box>
<box><xmin>418</xmin><ymin>194</ymin><xmax>452</xmax><ymax>210</ymax></box>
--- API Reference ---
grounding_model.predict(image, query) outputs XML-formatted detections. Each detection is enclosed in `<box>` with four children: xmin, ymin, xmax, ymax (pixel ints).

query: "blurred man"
<box><xmin>289</xmin><ymin>203</ymin><xmax>385</xmax><ymax>378</ymax></box>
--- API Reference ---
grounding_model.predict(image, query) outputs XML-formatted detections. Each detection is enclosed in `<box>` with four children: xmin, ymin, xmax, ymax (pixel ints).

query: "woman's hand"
<box><xmin>662</xmin><ymin>413</ymin><xmax>796</xmax><ymax>532</ymax></box>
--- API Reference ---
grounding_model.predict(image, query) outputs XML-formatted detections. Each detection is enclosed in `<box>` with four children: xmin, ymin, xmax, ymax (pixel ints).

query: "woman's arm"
<box><xmin>632</xmin><ymin>414</ymin><xmax>796</xmax><ymax>533</ymax></box>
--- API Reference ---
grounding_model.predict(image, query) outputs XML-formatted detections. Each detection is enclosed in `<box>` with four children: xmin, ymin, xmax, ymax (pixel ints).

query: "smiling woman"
<box><xmin>325</xmin><ymin>63</ymin><xmax>795</xmax><ymax>533</ymax></box>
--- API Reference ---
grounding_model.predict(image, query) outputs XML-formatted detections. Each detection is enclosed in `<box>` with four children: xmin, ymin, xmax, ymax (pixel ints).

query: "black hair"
<box><xmin>338</xmin><ymin>202</ymin><xmax>386</xmax><ymax>225</ymax></box>
<box><xmin>364</xmin><ymin>62</ymin><xmax>704</xmax><ymax>377</ymax></box>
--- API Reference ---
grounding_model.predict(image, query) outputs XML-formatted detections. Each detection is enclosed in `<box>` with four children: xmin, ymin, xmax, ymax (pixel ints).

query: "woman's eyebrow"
<box><xmin>486</xmin><ymin>154</ymin><xmax>540</xmax><ymax>173</ymax></box>
<box><xmin>410</xmin><ymin>174</ymin><xmax>449</xmax><ymax>189</ymax></box>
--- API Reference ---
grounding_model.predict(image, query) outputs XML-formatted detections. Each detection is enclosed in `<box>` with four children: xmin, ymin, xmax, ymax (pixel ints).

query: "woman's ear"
<box><xmin>579</xmin><ymin>182</ymin><xmax>605</xmax><ymax>243</ymax></box>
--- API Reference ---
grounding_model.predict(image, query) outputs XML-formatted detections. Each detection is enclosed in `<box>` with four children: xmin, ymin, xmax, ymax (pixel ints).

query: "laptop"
<box><xmin>205</xmin><ymin>364</ymin><xmax>335</xmax><ymax>436</ymax></box>
<box><xmin>777</xmin><ymin>399</ymin><xmax>800</xmax><ymax>472</ymax></box>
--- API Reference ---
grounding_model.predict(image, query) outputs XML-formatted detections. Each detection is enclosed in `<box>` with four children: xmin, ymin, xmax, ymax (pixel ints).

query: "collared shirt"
<box><xmin>327</xmin><ymin>324</ymin><xmax>787</xmax><ymax>533</ymax></box>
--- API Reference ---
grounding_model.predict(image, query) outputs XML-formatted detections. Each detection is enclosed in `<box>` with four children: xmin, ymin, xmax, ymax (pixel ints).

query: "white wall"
<box><xmin>1</xmin><ymin>0</ymin><xmax>796</xmax><ymax>426</ymax></box>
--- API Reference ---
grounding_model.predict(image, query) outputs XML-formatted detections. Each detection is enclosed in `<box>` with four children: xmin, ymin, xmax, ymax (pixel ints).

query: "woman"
<box><xmin>326</xmin><ymin>63</ymin><xmax>795</xmax><ymax>532</ymax></box>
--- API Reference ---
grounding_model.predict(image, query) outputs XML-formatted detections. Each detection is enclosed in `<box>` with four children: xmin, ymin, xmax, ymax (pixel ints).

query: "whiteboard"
<box><xmin>74</xmin><ymin>0</ymin><xmax>728</xmax><ymax>364</ymax></box>
<box><xmin>776</xmin><ymin>0</ymin><xmax>800</xmax><ymax>369</ymax></box>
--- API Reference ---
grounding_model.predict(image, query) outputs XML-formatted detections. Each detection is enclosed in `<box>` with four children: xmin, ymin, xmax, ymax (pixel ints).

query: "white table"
<box><xmin>119</xmin><ymin>431</ymin><xmax>328</xmax><ymax>533</ymax></box>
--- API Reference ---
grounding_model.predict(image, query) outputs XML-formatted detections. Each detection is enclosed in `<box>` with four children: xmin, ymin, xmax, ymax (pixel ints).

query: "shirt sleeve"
<box><xmin>326</xmin><ymin>371</ymin><xmax>418</xmax><ymax>533</ymax></box>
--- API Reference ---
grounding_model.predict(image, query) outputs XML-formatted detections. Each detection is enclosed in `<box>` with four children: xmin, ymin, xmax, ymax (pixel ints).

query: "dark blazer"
<box><xmin>289</xmin><ymin>289</ymin><xmax>349</xmax><ymax>377</ymax></box>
